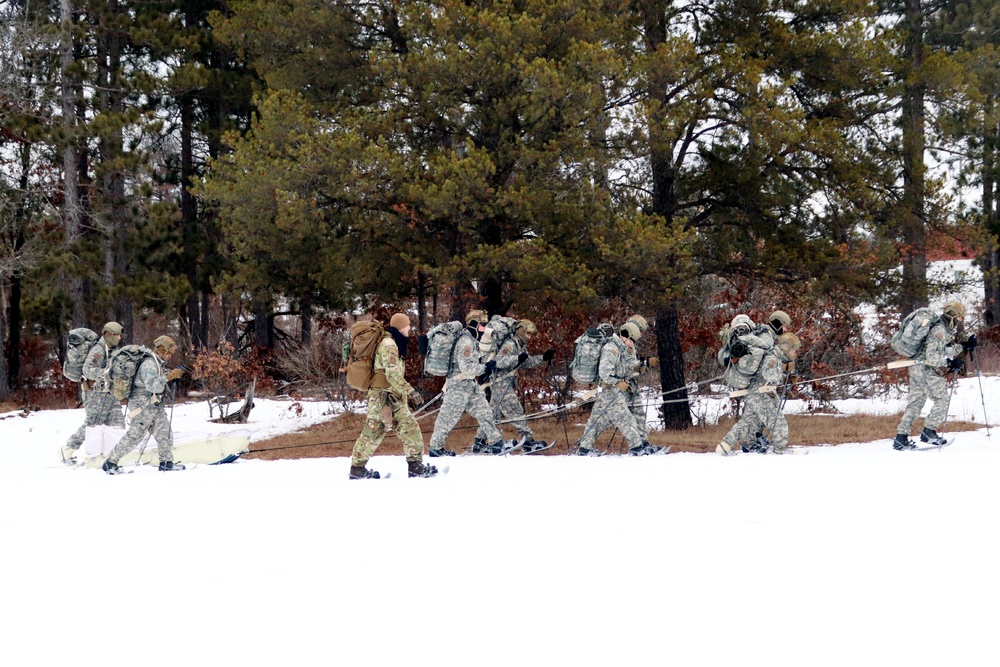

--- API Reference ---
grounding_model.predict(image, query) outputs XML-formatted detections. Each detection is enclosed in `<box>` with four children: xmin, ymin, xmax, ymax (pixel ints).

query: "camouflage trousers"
<box><xmin>897</xmin><ymin>363</ymin><xmax>951</xmax><ymax>434</ymax></box>
<box><xmin>476</xmin><ymin>377</ymin><xmax>532</xmax><ymax>441</ymax></box>
<box><xmin>351</xmin><ymin>388</ymin><xmax>424</xmax><ymax>466</ymax></box>
<box><xmin>722</xmin><ymin>391</ymin><xmax>788</xmax><ymax>452</ymax></box>
<box><xmin>579</xmin><ymin>387</ymin><xmax>645</xmax><ymax>451</ymax></box>
<box><xmin>430</xmin><ymin>378</ymin><xmax>502</xmax><ymax>450</ymax></box>
<box><xmin>65</xmin><ymin>390</ymin><xmax>125</xmax><ymax>451</ymax></box>
<box><xmin>108</xmin><ymin>401</ymin><xmax>173</xmax><ymax>464</ymax></box>
<box><xmin>628</xmin><ymin>390</ymin><xmax>648</xmax><ymax>440</ymax></box>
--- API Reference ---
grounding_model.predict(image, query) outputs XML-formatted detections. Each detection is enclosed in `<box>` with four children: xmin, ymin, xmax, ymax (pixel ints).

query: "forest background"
<box><xmin>2</xmin><ymin>0</ymin><xmax>1000</xmax><ymax>430</ymax></box>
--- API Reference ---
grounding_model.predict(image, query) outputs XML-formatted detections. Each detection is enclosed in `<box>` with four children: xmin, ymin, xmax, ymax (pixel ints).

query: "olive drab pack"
<box><xmin>480</xmin><ymin>315</ymin><xmax>519</xmax><ymax>356</ymax></box>
<box><xmin>423</xmin><ymin>321</ymin><xmax>466</xmax><ymax>377</ymax></box>
<box><xmin>63</xmin><ymin>328</ymin><xmax>99</xmax><ymax>382</ymax></box>
<box><xmin>570</xmin><ymin>323</ymin><xmax>614</xmax><ymax>384</ymax></box>
<box><xmin>346</xmin><ymin>320</ymin><xmax>387</xmax><ymax>391</ymax></box>
<box><xmin>108</xmin><ymin>345</ymin><xmax>155</xmax><ymax>401</ymax></box>
<box><xmin>890</xmin><ymin>307</ymin><xmax>940</xmax><ymax>358</ymax></box>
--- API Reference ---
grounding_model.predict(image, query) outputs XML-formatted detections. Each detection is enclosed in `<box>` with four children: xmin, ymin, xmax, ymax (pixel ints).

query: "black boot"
<box><xmin>893</xmin><ymin>433</ymin><xmax>916</xmax><ymax>451</ymax></box>
<box><xmin>407</xmin><ymin>460</ymin><xmax>439</xmax><ymax>478</ymax></box>
<box><xmin>102</xmin><ymin>459</ymin><xmax>125</xmax><ymax>475</ymax></box>
<box><xmin>159</xmin><ymin>460</ymin><xmax>186</xmax><ymax>471</ymax></box>
<box><xmin>429</xmin><ymin>447</ymin><xmax>456</xmax><ymax>457</ymax></box>
<box><xmin>349</xmin><ymin>465</ymin><xmax>380</xmax><ymax>480</ymax></box>
<box><xmin>920</xmin><ymin>428</ymin><xmax>948</xmax><ymax>446</ymax></box>
<box><xmin>471</xmin><ymin>437</ymin><xmax>489</xmax><ymax>453</ymax></box>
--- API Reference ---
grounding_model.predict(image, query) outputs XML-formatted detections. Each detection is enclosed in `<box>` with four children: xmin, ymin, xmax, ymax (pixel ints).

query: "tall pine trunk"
<box><xmin>641</xmin><ymin>0</ymin><xmax>690</xmax><ymax>429</ymax></box>
<box><xmin>900</xmin><ymin>0</ymin><xmax>928</xmax><ymax>316</ymax></box>
<box><xmin>60</xmin><ymin>0</ymin><xmax>86</xmax><ymax>328</ymax></box>
<box><xmin>982</xmin><ymin>106</ymin><xmax>1000</xmax><ymax>328</ymax></box>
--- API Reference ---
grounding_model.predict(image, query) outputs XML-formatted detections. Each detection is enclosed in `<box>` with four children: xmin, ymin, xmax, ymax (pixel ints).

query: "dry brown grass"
<box><xmin>247</xmin><ymin>409</ymin><xmax>982</xmax><ymax>460</ymax></box>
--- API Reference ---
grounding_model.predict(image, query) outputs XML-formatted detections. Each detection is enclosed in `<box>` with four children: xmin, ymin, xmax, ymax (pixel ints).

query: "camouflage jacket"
<box><xmin>373</xmin><ymin>335</ymin><xmax>413</xmax><ymax>397</ymax></box>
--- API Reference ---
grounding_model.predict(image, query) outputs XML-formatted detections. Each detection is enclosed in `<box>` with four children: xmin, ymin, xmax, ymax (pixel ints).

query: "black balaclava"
<box><xmin>388</xmin><ymin>327</ymin><xmax>409</xmax><ymax>357</ymax></box>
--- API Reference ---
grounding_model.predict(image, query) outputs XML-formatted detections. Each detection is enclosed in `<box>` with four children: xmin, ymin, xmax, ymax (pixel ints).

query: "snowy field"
<box><xmin>1</xmin><ymin>382</ymin><xmax>998</xmax><ymax>667</ymax></box>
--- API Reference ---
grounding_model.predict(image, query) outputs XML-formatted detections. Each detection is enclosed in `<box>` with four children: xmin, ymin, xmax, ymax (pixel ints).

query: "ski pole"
<box><xmin>967</xmin><ymin>348</ymin><xmax>991</xmax><ymax>438</ymax></box>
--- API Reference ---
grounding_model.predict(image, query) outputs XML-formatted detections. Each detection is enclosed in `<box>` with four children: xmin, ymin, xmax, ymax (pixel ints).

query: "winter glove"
<box><xmin>963</xmin><ymin>334</ymin><xmax>978</xmax><ymax>353</ymax></box>
<box><xmin>483</xmin><ymin>359</ymin><xmax>497</xmax><ymax>376</ymax></box>
<box><xmin>542</xmin><ymin>349</ymin><xmax>555</xmax><ymax>361</ymax></box>
<box><xmin>81</xmin><ymin>379</ymin><xmax>94</xmax><ymax>391</ymax></box>
<box><xmin>166</xmin><ymin>368</ymin><xmax>186</xmax><ymax>382</ymax></box>
<box><xmin>946</xmin><ymin>357</ymin><xmax>964</xmax><ymax>372</ymax></box>
<box><xmin>517</xmin><ymin>351</ymin><xmax>529</xmax><ymax>366</ymax></box>
<box><xmin>615</xmin><ymin>381</ymin><xmax>630</xmax><ymax>392</ymax></box>
<box><xmin>644</xmin><ymin>356</ymin><xmax>658</xmax><ymax>368</ymax></box>
<box><xmin>730</xmin><ymin>340</ymin><xmax>749</xmax><ymax>359</ymax></box>
<box><xmin>407</xmin><ymin>390</ymin><xmax>425</xmax><ymax>408</ymax></box>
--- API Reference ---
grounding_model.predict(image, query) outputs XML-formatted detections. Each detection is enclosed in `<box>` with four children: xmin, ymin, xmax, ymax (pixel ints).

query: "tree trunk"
<box><xmin>982</xmin><ymin>107</ymin><xmax>1000</xmax><ymax>328</ymax></box>
<box><xmin>0</xmin><ymin>283</ymin><xmax>9</xmax><ymax>400</ymax></box>
<box><xmin>655</xmin><ymin>305</ymin><xmax>689</xmax><ymax>430</ymax></box>
<box><xmin>900</xmin><ymin>0</ymin><xmax>928</xmax><ymax>316</ymax></box>
<box><xmin>641</xmin><ymin>0</ymin><xmax>690</xmax><ymax>429</ymax></box>
<box><xmin>60</xmin><ymin>0</ymin><xmax>86</xmax><ymax>327</ymax></box>
<box><xmin>301</xmin><ymin>301</ymin><xmax>312</xmax><ymax>344</ymax></box>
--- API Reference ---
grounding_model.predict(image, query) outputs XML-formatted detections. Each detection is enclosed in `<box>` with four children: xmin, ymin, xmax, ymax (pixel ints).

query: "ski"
<box><xmin>520</xmin><ymin>439</ymin><xmax>557</xmax><ymax>455</ymax></box>
<box><xmin>914</xmin><ymin>437</ymin><xmax>954</xmax><ymax>451</ymax></box>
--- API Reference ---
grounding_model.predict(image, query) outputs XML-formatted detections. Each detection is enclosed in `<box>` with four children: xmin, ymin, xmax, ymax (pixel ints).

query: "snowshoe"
<box><xmin>521</xmin><ymin>438</ymin><xmax>551</xmax><ymax>454</ymax></box>
<box><xmin>919</xmin><ymin>428</ymin><xmax>948</xmax><ymax>447</ymax></box>
<box><xmin>429</xmin><ymin>447</ymin><xmax>456</xmax><ymax>458</ymax></box>
<box><xmin>629</xmin><ymin>442</ymin><xmax>662</xmax><ymax>456</ymax></box>
<box><xmin>102</xmin><ymin>459</ymin><xmax>128</xmax><ymax>475</ymax></box>
<box><xmin>349</xmin><ymin>465</ymin><xmax>381</xmax><ymax>480</ymax></box>
<box><xmin>892</xmin><ymin>434</ymin><xmax>916</xmax><ymax>451</ymax></box>
<box><xmin>159</xmin><ymin>460</ymin><xmax>186</xmax><ymax>472</ymax></box>
<box><xmin>576</xmin><ymin>446</ymin><xmax>601</xmax><ymax>457</ymax></box>
<box><xmin>472</xmin><ymin>437</ymin><xmax>489</xmax><ymax>453</ymax></box>
<box><xmin>407</xmin><ymin>460</ymin><xmax>439</xmax><ymax>478</ymax></box>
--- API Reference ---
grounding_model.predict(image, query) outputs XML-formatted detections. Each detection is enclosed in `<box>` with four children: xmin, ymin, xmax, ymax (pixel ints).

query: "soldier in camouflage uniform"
<box><xmin>622</xmin><ymin>315</ymin><xmax>657</xmax><ymax>440</ymax></box>
<box><xmin>474</xmin><ymin>318</ymin><xmax>554</xmax><ymax>453</ymax></box>
<box><xmin>429</xmin><ymin>310</ymin><xmax>505</xmax><ymax>456</ymax></box>
<box><xmin>893</xmin><ymin>301</ymin><xmax>970</xmax><ymax>450</ymax></box>
<box><xmin>103</xmin><ymin>335</ymin><xmax>187</xmax><ymax>474</ymax></box>
<box><xmin>716</xmin><ymin>329</ymin><xmax>798</xmax><ymax>456</ymax></box>
<box><xmin>577</xmin><ymin>322</ymin><xmax>661</xmax><ymax>456</ymax></box>
<box><xmin>754</xmin><ymin>310</ymin><xmax>792</xmax><ymax>348</ymax></box>
<box><xmin>61</xmin><ymin>322</ymin><xmax>126</xmax><ymax>465</ymax></box>
<box><xmin>349</xmin><ymin>313</ymin><xmax>437</xmax><ymax>479</ymax></box>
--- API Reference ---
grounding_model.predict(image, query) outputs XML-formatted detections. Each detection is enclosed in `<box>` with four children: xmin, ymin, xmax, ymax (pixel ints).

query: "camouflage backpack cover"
<box><xmin>108</xmin><ymin>345</ymin><xmax>156</xmax><ymax>401</ymax></box>
<box><xmin>346</xmin><ymin>320</ymin><xmax>387</xmax><ymax>391</ymax></box>
<box><xmin>890</xmin><ymin>307</ymin><xmax>940</xmax><ymax>358</ymax></box>
<box><xmin>423</xmin><ymin>321</ymin><xmax>466</xmax><ymax>377</ymax></box>
<box><xmin>480</xmin><ymin>315</ymin><xmax>519</xmax><ymax>356</ymax></box>
<box><xmin>63</xmin><ymin>328</ymin><xmax>99</xmax><ymax>382</ymax></box>
<box><xmin>570</xmin><ymin>323</ymin><xmax>614</xmax><ymax>384</ymax></box>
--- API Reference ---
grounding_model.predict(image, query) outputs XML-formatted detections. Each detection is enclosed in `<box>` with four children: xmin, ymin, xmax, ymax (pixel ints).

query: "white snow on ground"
<box><xmin>1</xmin><ymin>385</ymin><xmax>997</xmax><ymax>667</ymax></box>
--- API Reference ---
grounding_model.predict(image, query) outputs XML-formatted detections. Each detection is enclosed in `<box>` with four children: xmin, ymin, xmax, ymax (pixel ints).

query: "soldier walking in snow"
<box><xmin>349</xmin><ymin>313</ymin><xmax>438</xmax><ymax>479</ymax></box>
<box><xmin>893</xmin><ymin>301</ymin><xmax>974</xmax><ymax>450</ymax></box>
<box><xmin>61</xmin><ymin>322</ymin><xmax>126</xmax><ymax>465</ymax></box>
<box><xmin>474</xmin><ymin>318</ymin><xmax>554</xmax><ymax>454</ymax></box>
<box><xmin>103</xmin><ymin>335</ymin><xmax>187</xmax><ymax>474</ymax></box>
<box><xmin>716</xmin><ymin>318</ymin><xmax>799</xmax><ymax>455</ymax></box>
<box><xmin>428</xmin><ymin>310</ymin><xmax>506</xmax><ymax>456</ymax></box>
<box><xmin>577</xmin><ymin>321</ymin><xmax>661</xmax><ymax>456</ymax></box>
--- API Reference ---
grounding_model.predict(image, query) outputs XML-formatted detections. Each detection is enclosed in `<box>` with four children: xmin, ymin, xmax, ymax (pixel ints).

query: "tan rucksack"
<box><xmin>345</xmin><ymin>320</ymin><xmax>387</xmax><ymax>391</ymax></box>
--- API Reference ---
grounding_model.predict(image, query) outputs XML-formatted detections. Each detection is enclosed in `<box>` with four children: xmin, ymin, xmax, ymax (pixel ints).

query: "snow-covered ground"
<box><xmin>1</xmin><ymin>383</ymin><xmax>997</xmax><ymax>666</ymax></box>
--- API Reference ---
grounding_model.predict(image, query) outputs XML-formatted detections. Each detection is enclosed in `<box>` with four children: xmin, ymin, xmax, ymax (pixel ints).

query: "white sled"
<box><xmin>77</xmin><ymin>425</ymin><xmax>251</xmax><ymax>469</ymax></box>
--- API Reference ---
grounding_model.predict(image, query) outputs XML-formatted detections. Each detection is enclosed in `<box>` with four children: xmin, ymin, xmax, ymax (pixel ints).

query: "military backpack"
<box><xmin>345</xmin><ymin>320</ymin><xmax>387</xmax><ymax>391</ymax></box>
<box><xmin>63</xmin><ymin>328</ymin><xmax>100</xmax><ymax>382</ymax></box>
<box><xmin>890</xmin><ymin>307</ymin><xmax>940</xmax><ymax>358</ymax></box>
<box><xmin>423</xmin><ymin>321</ymin><xmax>466</xmax><ymax>377</ymax></box>
<box><xmin>108</xmin><ymin>345</ymin><xmax>156</xmax><ymax>401</ymax></box>
<box><xmin>570</xmin><ymin>323</ymin><xmax>614</xmax><ymax>384</ymax></box>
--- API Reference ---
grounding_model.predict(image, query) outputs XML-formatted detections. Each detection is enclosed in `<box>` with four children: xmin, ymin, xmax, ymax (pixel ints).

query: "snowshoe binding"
<box><xmin>349</xmin><ymin>465</ymin><xmax>381</xmax><ymax>480</ymax></box>
<box><xmin>629</xmin><ymin>441</ymin><xmax>663</xmax><ymax>456</ymax></box>
<box><xmin>407</xmin><ymin>460</ymin><xmax>439</xmax><ymax>478</ymax></box>
<box><xmin>429</xmin><ymin>447</ymin><xmax>456</xmax><ymax>458</ymax></box>
<box><xmin>892</xmin><ymin>433</ymin><xmax>917</xmax><ymax>451</ymax></box>
<box><xmin>919</xmin><ymin>428</ymin><xmax>948</xmax><ymax>447</ymax></box>
<box><xmin>159</xmin><ymin>460</ymin><xmax>186</xmax><ymax>472</ymax></box>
